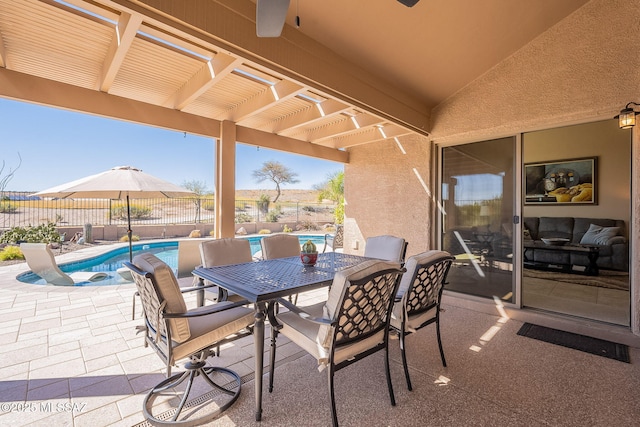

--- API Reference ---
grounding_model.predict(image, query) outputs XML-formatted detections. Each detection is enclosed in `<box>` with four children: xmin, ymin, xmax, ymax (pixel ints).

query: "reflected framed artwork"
<box><xmin>524</xmin><ymin>157</ymin><xmax>597</xmax><ymax>205</ymax></box>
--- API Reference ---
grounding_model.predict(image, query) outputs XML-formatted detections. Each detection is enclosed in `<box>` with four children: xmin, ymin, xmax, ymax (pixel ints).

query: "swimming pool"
<box><xmin>18</xmin><ymin>234</ymin><xmax>325</xmax><ymax>286</ymax></box>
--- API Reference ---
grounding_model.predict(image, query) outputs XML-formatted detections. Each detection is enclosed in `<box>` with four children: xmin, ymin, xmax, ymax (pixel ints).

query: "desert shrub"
<box><xmin>189</xmin><ymin>230</ymin><xmax>201</xmax><ymax>238</ymax></box>
<box><xmin>235</xmin><ymin>212</ymin><xmax>253</xmax><ymax>223</ymax></box>
<box><xmin>265</xmin><ymin>211</ymin><xmax>280</xmax><ymax>222</ymax></box>
<box><xmin>302</xmin><ymin>205</ymin><xmax>317</xmax><ymax>212</ymax></box>
<box><xmin>258</xmin><ymin>229</ymin><xmax>271</xmax><ymax>234</ymax></box>
<box><xmin>119</xmin><ymin>234</ymin><xmax>140</xmax><ymax>242</ymax></box>
<box><xmin>110</xmin><ymin>203</ymin><xmax>152</xmax><ymax>220</ymax></box>
<box><xmin>296</xmin><ymin>220</ymin><xmax>319</xmax><ymax>231</ymax></box>
<box><xmin>0</xmin><ymin>201</ymin><xmax>17</xmax><ymax>213</ymax></box>
<box><xmin>282</xmin><ymin>224</ymin><xmax>293</xmax><ymax>233</ymax></box>
<box><xmin>0</xmin><ymin>222</ymin><xmax>61</xmax><ymax>244</ymax></box>
<box><xmin>0</xmin><ymin>245</ymin><xmax>24</xmax><ymax>261</ymax></box>
<box><xmin>202</xmin><ymin>201</ymin><xmax>215</xmax><ymax>211</ymax></box>
<box><xmin>258</xmin><ymin>194</ymin><xmax>270</xmax><ymax>214</ymax></box>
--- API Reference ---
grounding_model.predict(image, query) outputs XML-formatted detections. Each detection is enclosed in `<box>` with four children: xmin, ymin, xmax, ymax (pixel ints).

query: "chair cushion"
<box><xmin>363</xmin><ymin>235</ymin><xmax>406</xmax><ymax>262</ymax></box>
<box><xmin>276</xmin><ymin>302</ymin><xmax>385</xmax><ymax>369</ymax></box>
<box><xmin>200</xmin><ymin>238</ymin><xmax>253</xmax><ymax>301</ymax></box>
<box><xmin>391</xmin><ymin>305</ymin><xmax>437</xmax><ymax>331</ymax></box>
<box><xmin>200</xmin><ymin>238</ymin><xmax>253</xmax><ymax>267</ymax></box>
<box><xmin>318</xmin><ymin>259</ymin><xmax>401</xmax><ymax>348</ymax></box>
<box><xmin>171</xmin><ymin>302</ymin><xmax>254</xmax><ymax>362</ymax></box>
<box><xmin>395</xmin><ymin>250</ymin><xmax>449</xmax><ymax>297</ymax></box>
<box><xmin>391</xmin><ymin>250</ymin><xmax>450</xmax><ymax>330</ymax></box>
<box><xmin>261</xmin><ymin>234</ymin><xmax>301</xmax><ymax>259</ymax></box>
<box><xmin>133</xmin><ymin>253</ymin><xmax>191</xmax><ymax>343</ymax></box>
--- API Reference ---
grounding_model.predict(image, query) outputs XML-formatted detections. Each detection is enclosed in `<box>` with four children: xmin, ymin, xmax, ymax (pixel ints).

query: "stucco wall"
<box><xmin>344</xmin><ymin>0</ymin><xmax>639</xmax><ymax>334</ymax></box>
<box><xmin>430</xmin><ymin>0</ymin><xmax>640</xmax><ymax>142</ymax></box>
<box><xmin>344</xmin><ymin>133</ymin><xmax>431</xmax><ymax>258</ymax></box>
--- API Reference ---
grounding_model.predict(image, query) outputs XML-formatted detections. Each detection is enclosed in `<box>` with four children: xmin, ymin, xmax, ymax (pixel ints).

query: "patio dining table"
<box><xmin>192</xmin><ymin>251</ymin><xmax>373</xmax><ymax>422</ymax></box>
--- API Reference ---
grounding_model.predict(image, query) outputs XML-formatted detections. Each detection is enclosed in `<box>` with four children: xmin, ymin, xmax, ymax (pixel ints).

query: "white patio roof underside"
<box><xmin>0</xmin><ymin>0</ymin><xmax>434</xmax><ymax>164</ymax></box>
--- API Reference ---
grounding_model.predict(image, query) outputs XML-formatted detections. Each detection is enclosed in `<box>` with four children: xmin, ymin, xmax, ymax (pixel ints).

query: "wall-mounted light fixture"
<box><xmin>616</xmin><ymin>102</ymin><xmax>640</xmax><ymax>129</ymax></box>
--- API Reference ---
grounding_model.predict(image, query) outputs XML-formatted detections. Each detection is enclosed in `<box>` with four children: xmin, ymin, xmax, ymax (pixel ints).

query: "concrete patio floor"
<box><xmin>0</xmin><ymin>244</ymin><xmax>638</xmax><ymax>426</ymax></box>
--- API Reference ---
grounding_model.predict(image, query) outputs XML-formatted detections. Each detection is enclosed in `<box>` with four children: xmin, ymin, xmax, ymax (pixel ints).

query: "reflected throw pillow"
<box><xmin>580</xmin><ymin>224</ymin><xmax>620</xmax><ymax>245</ymax></box>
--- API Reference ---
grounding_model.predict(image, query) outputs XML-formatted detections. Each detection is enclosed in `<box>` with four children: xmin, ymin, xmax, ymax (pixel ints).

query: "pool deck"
<box><xmin>0</xmin><ymin>240</ymin><xmax>266</xmax><ymax>426</ymax></box>
<box><xmin>0</xmin><ymin>237</ymin><xmax>330</xmax><ymax>426</ymax></box>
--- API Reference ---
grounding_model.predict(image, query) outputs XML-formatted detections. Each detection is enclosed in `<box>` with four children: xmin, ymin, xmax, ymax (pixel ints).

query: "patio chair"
<box><xmin>390</xmin><ymin>250</ymin><xmax>454</xmax><ymax>390</ymax></box>
<box><xmin>199</xmin><ymin>238</ymin><xmax>253</xmax><ymax>303</ymax></box>
<box><xmin>363</xmin><ymin>235</ymin><xmax>408</xmax><ymax>263</ymax></box>
<box><xmin>260</xmin><ymin>233</ymin><xmax>301</xmax><ymax>260</ymax></box>
<box><xmin>130</xmin><ymin>240</ymin><xmax>201</xmax><ymax>320</ymax></box>
<box><xmin>20</xmin><ymin>243</ymin><xmax>108</xmax><ymax>286</ymax></box>
<box><xmin>323</xmin><ymin>224</ymin><xmax>344</xmax><ymax>252</ymax></box>
<box><xmin>124</xmin><ymin>253</ymin><xmax>254</xmax><ymax>426</ymax></box>
<box><xmin>268</xmin><ymin>259</ymin><xmax>405</xmax><ymax>427</ymax></box>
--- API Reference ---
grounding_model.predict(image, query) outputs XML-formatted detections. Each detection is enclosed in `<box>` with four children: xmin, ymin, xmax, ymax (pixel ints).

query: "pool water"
<box><xmin>18</xmin><ymin>234</ymin><xmax>325</xmax><ymax>286</ymax></box>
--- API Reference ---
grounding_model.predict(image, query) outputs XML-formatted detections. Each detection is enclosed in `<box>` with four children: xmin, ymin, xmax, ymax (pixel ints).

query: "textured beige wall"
<box><xmin>344</xmin><ymin>133</ymin><xmax>431</xmax><ymax>258</ymax></box>
<box><xmin>430</xmin><ymin>0</ymin><xmax>640</xmax><ymax>143</ymax></box>
<box><xmin>345</xmin><ymin>0</ymin><xmax>639</xmax><ymax>334</ymax></box>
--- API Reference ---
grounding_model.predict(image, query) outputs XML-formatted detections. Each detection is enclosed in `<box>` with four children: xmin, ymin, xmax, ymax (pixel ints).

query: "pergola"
<box><xmin>0</xmin><ymin>0</ymin><xmax>588</xmax><ymax>237</ymax></box>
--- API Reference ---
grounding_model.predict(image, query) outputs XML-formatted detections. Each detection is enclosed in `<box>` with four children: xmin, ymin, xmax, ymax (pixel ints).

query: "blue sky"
<box><xmin>1</xmin><ymin>98</ymin><xmax>343</xmax><ymax>192</ymax></box>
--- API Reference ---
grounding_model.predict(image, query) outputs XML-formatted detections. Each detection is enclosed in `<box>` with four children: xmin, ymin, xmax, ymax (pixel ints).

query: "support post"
<box><xmin>215</xmin><ymin>121</ymin><xmax>237</xmax><ymax>238</ymax></box>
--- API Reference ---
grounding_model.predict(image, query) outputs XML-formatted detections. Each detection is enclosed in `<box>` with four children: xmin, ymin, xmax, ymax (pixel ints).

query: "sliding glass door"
<box><xmin>439</xmin><ymin>137</ymin><xmax>516</xmax><ymax>303</ymax></box>
<box><xmin>521</xmin><ymin>120</ymin><xmax>631</xmax><ymax>326</ymax></box>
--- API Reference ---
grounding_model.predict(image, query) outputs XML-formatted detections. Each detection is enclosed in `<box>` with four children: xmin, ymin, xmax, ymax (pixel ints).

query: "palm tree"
<box><xmin>315</xmin><ymin>171</ymin><xmax>344</xmax><ymax>224</ymax></box>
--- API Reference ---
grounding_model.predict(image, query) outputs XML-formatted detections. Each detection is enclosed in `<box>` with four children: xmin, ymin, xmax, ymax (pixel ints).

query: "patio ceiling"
<box><xmin>0</xmin><ymin>0</ymin><xmax>589</xmax><ymax>163</ymax></box>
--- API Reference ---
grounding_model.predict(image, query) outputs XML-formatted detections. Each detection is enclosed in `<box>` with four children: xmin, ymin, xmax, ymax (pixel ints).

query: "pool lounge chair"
<box><xmin>20</xmin><ymin>243</ymin><xmax>108</xmax><ymax>286</ymax></box>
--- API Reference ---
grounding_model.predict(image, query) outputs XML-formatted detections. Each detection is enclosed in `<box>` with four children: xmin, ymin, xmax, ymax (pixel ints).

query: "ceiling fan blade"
<box><xmin>257</xmin><ymin>0</ymin><xmax>290</xmax><ymax>37</ymax></box>
<box><xmin>398</xmin><ymin>0</ymin><xmax>420</xmax><ymax>6</ymax></box>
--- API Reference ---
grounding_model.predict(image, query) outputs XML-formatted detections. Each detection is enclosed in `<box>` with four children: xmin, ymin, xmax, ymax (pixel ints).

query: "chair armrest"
<box><xmin>179</xmin><ymin>282</ymin><xmax>219</xmax><ymax>294</ymax></box>
<box><xmin>275</xmin><ymin>298</ymin><xmax>334</xmax><ymax>326</ymax></box>
<box><xmin>164</xmin><ymin>300</ymin><xmax>252</xmax><ymax>319</ymax></box>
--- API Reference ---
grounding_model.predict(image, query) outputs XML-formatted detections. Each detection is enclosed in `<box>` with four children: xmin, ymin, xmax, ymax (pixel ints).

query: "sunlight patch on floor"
<box><xmin>469</xmin><ymin>296</ymin><xmax>510</xmax><ymax>353</ymax></box>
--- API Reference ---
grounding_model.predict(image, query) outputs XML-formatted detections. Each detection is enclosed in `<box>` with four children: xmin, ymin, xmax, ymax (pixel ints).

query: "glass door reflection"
<box><xmin>440</xmin><ymin>137</ymin><xmax>515</xmax><ymax>302</ymax></box>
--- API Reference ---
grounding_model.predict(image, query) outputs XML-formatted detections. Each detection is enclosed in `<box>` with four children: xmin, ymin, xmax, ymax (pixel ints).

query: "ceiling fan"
<box><xmin>256</xmin><ymin>0</ymin><xmax>419</xmax><ymax>38</ymax></box>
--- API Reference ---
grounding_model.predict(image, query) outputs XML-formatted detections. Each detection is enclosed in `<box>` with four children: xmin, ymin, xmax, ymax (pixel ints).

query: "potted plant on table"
<box><xmin>300</xmin><ymin>239</ymin><xmax>318</xmax><ymax>266</ymax></box>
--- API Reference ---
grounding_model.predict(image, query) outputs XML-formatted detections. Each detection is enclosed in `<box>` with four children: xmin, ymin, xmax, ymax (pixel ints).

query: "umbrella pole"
<box><xmin>127</xmin><ymin>195</ymin><xmax>133</xmax><ymax>262</ymax></box>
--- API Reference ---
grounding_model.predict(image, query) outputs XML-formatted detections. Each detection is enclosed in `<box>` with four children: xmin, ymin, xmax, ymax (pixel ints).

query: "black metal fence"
<box><xmin>0</xmin><ymin>191</ymin><xmax>336</xmax><ymax>229</ymax></box>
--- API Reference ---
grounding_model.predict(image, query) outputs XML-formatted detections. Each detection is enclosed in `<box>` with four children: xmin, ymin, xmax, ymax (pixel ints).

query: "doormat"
<box><xmin>517</xmin><ymin>323</ymin><xmax>630</xmax><ymax>363</ymax></box>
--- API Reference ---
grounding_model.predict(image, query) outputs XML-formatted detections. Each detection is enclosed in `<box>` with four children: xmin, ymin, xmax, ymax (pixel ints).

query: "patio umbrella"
<box><xmin>34</xmin><ymin>166</ymin><xmax>195</xmax><ymax>262</ymax></box>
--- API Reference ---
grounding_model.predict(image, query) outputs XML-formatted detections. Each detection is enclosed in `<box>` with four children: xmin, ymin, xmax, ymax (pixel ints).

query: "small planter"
<box><xmin>300</xmin><ymin>251</ymin><xmax>318</xmax><ymax>266</ymax></box>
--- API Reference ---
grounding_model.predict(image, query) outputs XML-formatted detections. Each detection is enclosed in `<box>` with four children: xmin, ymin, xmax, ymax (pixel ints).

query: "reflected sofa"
<box><xmin>523</xmin><ymin>217</ymin><xmax>628</xmax><ymax>272</ymax></box>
